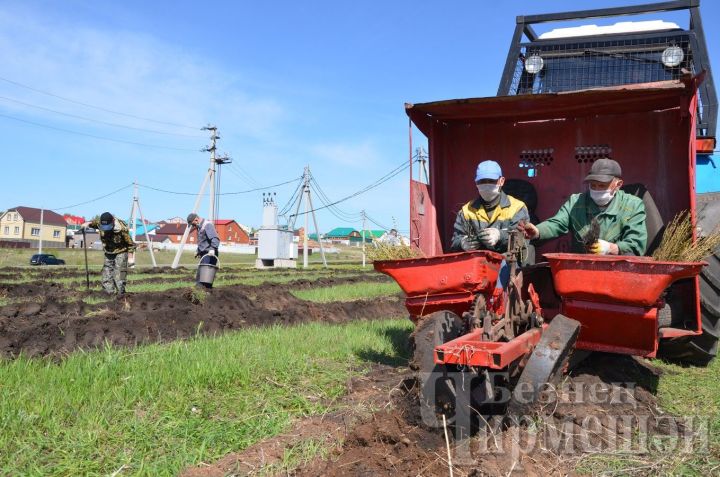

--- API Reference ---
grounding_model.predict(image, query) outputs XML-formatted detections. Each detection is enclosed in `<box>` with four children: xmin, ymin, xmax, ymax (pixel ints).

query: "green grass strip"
<box><xmin>0</xmin><ymin>319</ymin><xmax>412</xmax><ymax>476</ymax></box>
<box><xmin>291</xmin><ymin>282</ymin><xmax>402</xmax><ymax>302</ymax></box>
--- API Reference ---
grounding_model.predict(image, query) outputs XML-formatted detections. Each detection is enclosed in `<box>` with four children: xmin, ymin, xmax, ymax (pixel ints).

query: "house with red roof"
<box><xmin>154</xmin><ymin>219</ymin><xmax>249</xmax><ymax>245</ymax></box>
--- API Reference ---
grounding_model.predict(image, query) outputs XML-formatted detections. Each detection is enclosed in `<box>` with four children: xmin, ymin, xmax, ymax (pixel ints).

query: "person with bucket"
<box><xmin>82</xmin><ymin>212</ymin><xmax>136</xmax><ymax>297</ymax></box>
<box><xmin>187</xmin><ymin>213</ymin><xmax>220</xmax><ymax>288</ymax></box>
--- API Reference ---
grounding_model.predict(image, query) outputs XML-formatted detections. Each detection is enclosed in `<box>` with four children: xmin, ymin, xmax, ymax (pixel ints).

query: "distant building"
<box><xmin>63</xmin><ymin>214</ymin><xmax>85</xmax><ymax>231</ymax></box>
<box><xmin>214</xmin><ymin>219</ymin><xmax>250</xmax><ymax>244</ymax></box>
<box><xmin>154</xmin><ymin>219</ymin><xmax>249</xmax><ymax>245</ymax></box>
<box><xmin>155</xmin><ymin>223</ymin><xmax>195</xmax><ymax>244</ymax></box>
<box><xmin>324</xmin><ymin>227</ymin><xmax>362</xmax><ymax>246</ymax></box>
<box><xmin>0</xmin><ymin>206</ymin><xmax>67</xmax><ymax>248</ymax></box>
<box><xmin>360</xmin><ymin>229</ymin><xmax>386</xmax><ymax>243</ymax></box>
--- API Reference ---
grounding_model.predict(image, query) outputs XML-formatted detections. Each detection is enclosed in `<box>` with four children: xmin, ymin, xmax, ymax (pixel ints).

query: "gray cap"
<box><xmin>186</xmin><ymin>213</ymin><xmax>199</xmax><ymax>224</ymax></box>
<box><xmin>584</xmin><ymin>158</ymin><xmax>622</xmax><ymax>182</ymax></box>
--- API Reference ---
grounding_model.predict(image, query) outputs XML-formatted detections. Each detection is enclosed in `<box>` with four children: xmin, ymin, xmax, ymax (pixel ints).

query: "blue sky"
<box><xmin>0</xmin><ymin>1</ymin><xmax>718</xmax><ymax>232</ymax></box>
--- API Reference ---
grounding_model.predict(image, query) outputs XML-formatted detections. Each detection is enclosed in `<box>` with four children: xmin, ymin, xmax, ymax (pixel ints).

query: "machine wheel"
<box><xmin>411</xmin><ymin>310</ymin><xmax>466</xmax><ymax>430</ymax></box>
<box><xmin>507</xmin><ymin>314</ymin><xmax>581</xmax><ymax>416</ymax></box>
<box><xmin>659</xmin><ymin>196</ymin><xmax>720</xmax><ymax>366</ymax></box>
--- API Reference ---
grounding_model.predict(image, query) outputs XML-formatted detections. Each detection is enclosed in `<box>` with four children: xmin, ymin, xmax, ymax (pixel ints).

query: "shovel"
<box><xmin>82</xmin><ymin>228</ymin><xmax>90</xmax><ymax>290</ymax></box>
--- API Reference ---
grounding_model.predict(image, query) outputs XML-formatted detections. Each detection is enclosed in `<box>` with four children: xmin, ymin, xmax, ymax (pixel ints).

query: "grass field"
<box><xmin>0</xmin><ymin>245</ymin><xmax>366</xmax><ymax>268</ymax></box>
<box><xmin>0</xmin><ymin>319</ymin><xmax>413</xmax><ymax>476</ymax></box>
<box><xmin>291</xmin><ymin>281</ymin><xmax>402</xmax><ymax>302</ymax></box>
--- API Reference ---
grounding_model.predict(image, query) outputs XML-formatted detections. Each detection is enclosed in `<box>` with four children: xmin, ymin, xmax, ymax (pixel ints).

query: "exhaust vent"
<box><xmin>575</xmin><ymin>145</ymin><xmax>612</xmax><ymax>163</ymax></box>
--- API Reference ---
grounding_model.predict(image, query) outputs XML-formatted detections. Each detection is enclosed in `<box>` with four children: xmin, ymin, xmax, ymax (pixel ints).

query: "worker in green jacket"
<box><xmin>520</xmin><ymin>159</ymin><xmax>647</xmax><ymax>255</ymax></box>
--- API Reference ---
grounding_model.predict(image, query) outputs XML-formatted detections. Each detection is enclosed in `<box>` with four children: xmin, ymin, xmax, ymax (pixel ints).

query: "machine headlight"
<box><xmin>661</xmin><ymin>46</ymin><xmax>684</xmax><ymax>67</ymax></box>
<box><xmin>524</xmin><ymin>54</ymin><xmax>544</xmax><ymax>74</ymax></box>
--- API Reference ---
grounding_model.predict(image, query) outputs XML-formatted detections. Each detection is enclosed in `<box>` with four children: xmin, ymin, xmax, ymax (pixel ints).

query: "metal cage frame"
<box><xmin>497</xmin><ymin>0</ymin><xmax>717</xmax><ymax>139</ymax></box>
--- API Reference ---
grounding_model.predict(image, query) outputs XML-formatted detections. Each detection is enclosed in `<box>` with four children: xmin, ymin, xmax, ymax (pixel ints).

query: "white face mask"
<box><xmin>589</xmin><ymin>188</ymin><xmax>616</xmax><ymax>206</ymax></box>
<box><xmin>477</xmin><ymin>184</ymin><xmax>500</xmax><ymax>202</ymax></box>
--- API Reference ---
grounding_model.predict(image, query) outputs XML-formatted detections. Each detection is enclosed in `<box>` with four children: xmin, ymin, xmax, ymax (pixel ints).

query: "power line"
<box><xmin>0</xmin><ymin>111</ymin><xmax>200</xmax><ymax>151</ymax></box>
<box><xmin>52</xmin><ymin>183</ymin><xmax>134</xmax><ymax>211</ymax></box>
<box><xmin>365</xmin><ymin>213</ymin><xmax>391</xmax><ymax>231</ymax></box>
<box><xmin>137</xmin><ymin>176</ymin><xmax>301</xmax><ymax>196</ymax></box>
<box><xmin>278</xmin><ymin>178</ymin><xmax>305</xmax><ymax>216</ymax></box>
<box><xmin>290</xmin><ymin>158</ymin><xmax>416</xmax><ymax>219</ymax></box>
<box><xmin>0</xmin><ymin>95</ymin><xmax>205</xmax><ymax>138</ymax></box>
<box><xmin>0</xmin><ymin>75</ymin><xmax>201</xmax><ymax>130</ymax></box>
<box><xmin>310</xmin><ymin>177</ymin><xmax>362</xmax><ymax>220</ymax></box>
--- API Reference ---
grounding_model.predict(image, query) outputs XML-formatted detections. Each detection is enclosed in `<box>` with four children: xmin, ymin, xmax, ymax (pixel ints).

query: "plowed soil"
<box><xmin>0</xmin><ymin>274</ymin><xmax>405</xmax><ymax>358</ymax></box>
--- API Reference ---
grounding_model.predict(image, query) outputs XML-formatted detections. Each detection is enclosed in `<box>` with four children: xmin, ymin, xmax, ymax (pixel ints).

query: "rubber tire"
<box><xmin>411</xmin><ymin>310</ymin><xmax>465</xmax><ymax>429</ymax></box>
<box><xmin>658</xmin><ymin>195</ymin><xmax>720</xmax><ymax>366</ymax></box>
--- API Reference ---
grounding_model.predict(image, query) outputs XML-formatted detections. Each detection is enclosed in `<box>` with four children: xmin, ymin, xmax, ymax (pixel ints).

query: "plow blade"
<box><xmin>508</xmin><ymin>314</ymin><xmax>580</xmax><ymax>415</ymax></box>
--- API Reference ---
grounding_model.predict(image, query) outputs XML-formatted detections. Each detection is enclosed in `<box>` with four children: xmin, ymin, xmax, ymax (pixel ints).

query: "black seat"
<box><xmin>504</xmin><ymin>178</ymin><xmax>539</xmax><ymax>224</ymax></box>
<box><xmin>621</xmin><ymin>183</ymin><xmax>664</xmax><ymax>256</ymax></box>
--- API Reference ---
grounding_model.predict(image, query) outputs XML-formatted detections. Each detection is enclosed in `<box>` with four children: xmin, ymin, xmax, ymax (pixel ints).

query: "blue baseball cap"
<box><xmin>475</xmin><ymin>161</ymin><xmax>502</xmax><ymax>182</ymax></box>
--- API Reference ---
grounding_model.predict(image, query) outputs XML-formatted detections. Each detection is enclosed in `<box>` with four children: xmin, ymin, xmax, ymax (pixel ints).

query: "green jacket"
<box><xmin>88</xmin><ymin>217</ymin><xmax>136</xmax><ymax>255</ymax></box>
<box><xmin>536</xmin><ymin>190</ymin><xmax>647</xmax><ymax>256</ymax></box>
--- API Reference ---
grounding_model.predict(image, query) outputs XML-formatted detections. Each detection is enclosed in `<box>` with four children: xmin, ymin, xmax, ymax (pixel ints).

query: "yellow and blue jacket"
<box><xmin>450</xmin><ymin>192</ymin><xmax>530</xmax><ymax>253</ymax></box>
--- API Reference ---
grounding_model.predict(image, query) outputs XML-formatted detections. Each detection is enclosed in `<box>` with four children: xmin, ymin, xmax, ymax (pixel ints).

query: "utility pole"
<box><xmin>361</xmin><ymin>209</ymin><xmax>366</xmax><ymax>268</ymax></box>
<box><xmin>38</xmin><ymin>208</ymin><xmax>44</xmax><ymax>254</ymax></box>
<box><xmin>416</xmin><ymin>146</ymin><xmax>429</xmax><ymax>183</ymax></box>
<box><xmin>129</xmin><ymin>181</ymin><xmax>157</xmax><ymax>268</ymax></box>
<box><xmin>291</xmin><ymin>166</ymin><xmax>327</xmax><ymax>269</ymax></box>
<box><xmin>171</xmin><ymin>125</ymin><xmax>230</xmax><ymax>269</ymax></box>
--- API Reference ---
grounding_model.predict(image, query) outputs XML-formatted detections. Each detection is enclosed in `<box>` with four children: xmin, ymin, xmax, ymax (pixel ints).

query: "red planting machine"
<box><xmin>374</xmin><ymin>1</ymin><xmax>719</xmax><ymax>433</ymax></box>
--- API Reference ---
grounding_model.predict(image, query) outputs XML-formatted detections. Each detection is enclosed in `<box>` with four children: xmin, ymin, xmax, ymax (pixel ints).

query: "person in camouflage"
<box><xmin>83</xmin><ymin>212</ymin><xmax>136</xmax><ymax>296</ymax></box>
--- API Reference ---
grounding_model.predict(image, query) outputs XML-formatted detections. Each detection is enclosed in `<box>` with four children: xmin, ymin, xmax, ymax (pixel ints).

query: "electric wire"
<box><xmin>225</xmin><ymin>165</ymin><xmax>257</xmax><ymax>188</ymax></box>
<box><xmin>0</xmin><ymin>94</ymin><xmax>205</xmax><ymax>138</ymax></box>
<box><xmin>52</xmin><ymin>183</ymin><xmax>134</xmax><ymax>211</ymax></box>
<box><xmin>365</xmin><ymin>214</ymin><xmax>391</xmax><ymax>231</ymax></box>
<box><xmin>309</xmin><ymin>177</ymin><xmax>363</xmax><ymax>221</ymax></box>
<box><xmin>137</xmin><ymin>176</ymin><xmax>301</xmax><ymax>196</ymax></box>
<box><xmin>0</xmin><ymin>111</ymin><xmax>200</xmax><ymax>151</ymax></box>
<box><xmin>290</xmin><ymin>158</ymin><xmax>417</xmax><ymax>219</ymax></box>
<box><xmin>0</xmin><ymin>75</ymin><xmax>201</xmax><ymax>130</ymax></box>
<box><xmin>278</xmin><ymin>178</ymin><xmax>305</xmax><ymax>216</ymax></box>
<box><xmin>229</xmin><ymin>162</ymin><xmax>261</xmax><ymax>187</ymax></box>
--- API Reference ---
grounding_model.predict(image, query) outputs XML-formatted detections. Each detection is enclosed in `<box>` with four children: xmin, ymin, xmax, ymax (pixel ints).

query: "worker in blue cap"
<box><xmin>82</xmin><ymin>212</ymin><xmax>136</xmax><ymax>296</ymax></box>
<box><xmin>451</xmin><ymin>160</ymin><xmax>530</xmax><ymax>254</ymax></box>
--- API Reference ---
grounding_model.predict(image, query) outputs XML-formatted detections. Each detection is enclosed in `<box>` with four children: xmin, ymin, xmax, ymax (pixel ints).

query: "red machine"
<box><xmin>374</xmin><ymin>52</ymin><xmax>714</xmax><ymax>433</ymax></box>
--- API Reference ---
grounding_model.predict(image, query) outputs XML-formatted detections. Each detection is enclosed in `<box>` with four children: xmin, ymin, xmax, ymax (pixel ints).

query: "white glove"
<box><xmin>478</xmin><ymin>228</ymin><xmax>501</xmax><ymax>247</ymax></box>
<box><xmin>208</xmin><ymin>249</ymin><xmax>216</xmax><ymax>257</ymax></box>
<box><xmin>589</xmin><ymin>239</ymin><xmax>612</xmax><ymax>255</ymax></box>
<box><xmin>460</xmin><ymin>236</ymin><xmax>480</xmax><ymax>251</ymax></box>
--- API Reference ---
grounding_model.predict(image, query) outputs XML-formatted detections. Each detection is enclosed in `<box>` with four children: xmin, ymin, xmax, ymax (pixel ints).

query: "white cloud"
<box><xmin>0</xmin><ymin>7</ymin><xmax>286</xmax><ymax>143</ymax></box>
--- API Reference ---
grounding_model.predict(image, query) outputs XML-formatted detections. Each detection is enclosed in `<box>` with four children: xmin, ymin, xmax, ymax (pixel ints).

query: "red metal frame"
<box><xmin>434</xmin><ymin>327</ymin><xmax>543</xmax><ymax>369</ymax></box>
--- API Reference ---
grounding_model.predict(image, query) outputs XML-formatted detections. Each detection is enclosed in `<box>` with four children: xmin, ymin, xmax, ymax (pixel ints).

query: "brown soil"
<box><xmin>180</xmin><ymin>364</ymin><xmax>415</xmax><ymax>477</ymax></box>
<box><xmin>185</xmin><ymin>352</ymin><xmax>689</xmax><ymax>477</ymax></box>
<box><xmin>0</xmin><ymin>275</ymin><xmax>405</xmax><ymax>358</ymax></box>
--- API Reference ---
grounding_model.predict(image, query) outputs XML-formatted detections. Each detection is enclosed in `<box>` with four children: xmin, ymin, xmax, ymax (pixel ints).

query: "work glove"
<box><xmin>208</xmin><ymin>249</ymin><xmax>216</xmax><ymax>257</ymax></box>
<box><xmin>589</xmin><ymin>239</ymin><xmax>612</xmax><ymax>255</ymax></box>
<box><xmin>460</xmin><ymin>236</ymin><xmax>480</xmax><ymax>251</ymax></box>
<box><xmin>478</xmin><ymin>228</ymin><xmax>501</xmax><ymax>247</ymax></box>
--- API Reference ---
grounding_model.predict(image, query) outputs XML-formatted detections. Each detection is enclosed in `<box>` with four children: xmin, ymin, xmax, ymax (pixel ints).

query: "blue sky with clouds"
<box><xmin>0</xmin><ymin>1</ymin><xmax>718</xmax><ymax>232</ymax></box>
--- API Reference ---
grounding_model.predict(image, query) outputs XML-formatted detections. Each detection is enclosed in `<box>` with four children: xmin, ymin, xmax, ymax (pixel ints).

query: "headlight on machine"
<box><xmin>661</xmin><ymin>46</ymin><xmax>684</xmax><ymax>67</ymax></box>
<box><xmin>524</xmin><ymin>54</ymin><xmax>544</xmax><ymax>74</ymax></box>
